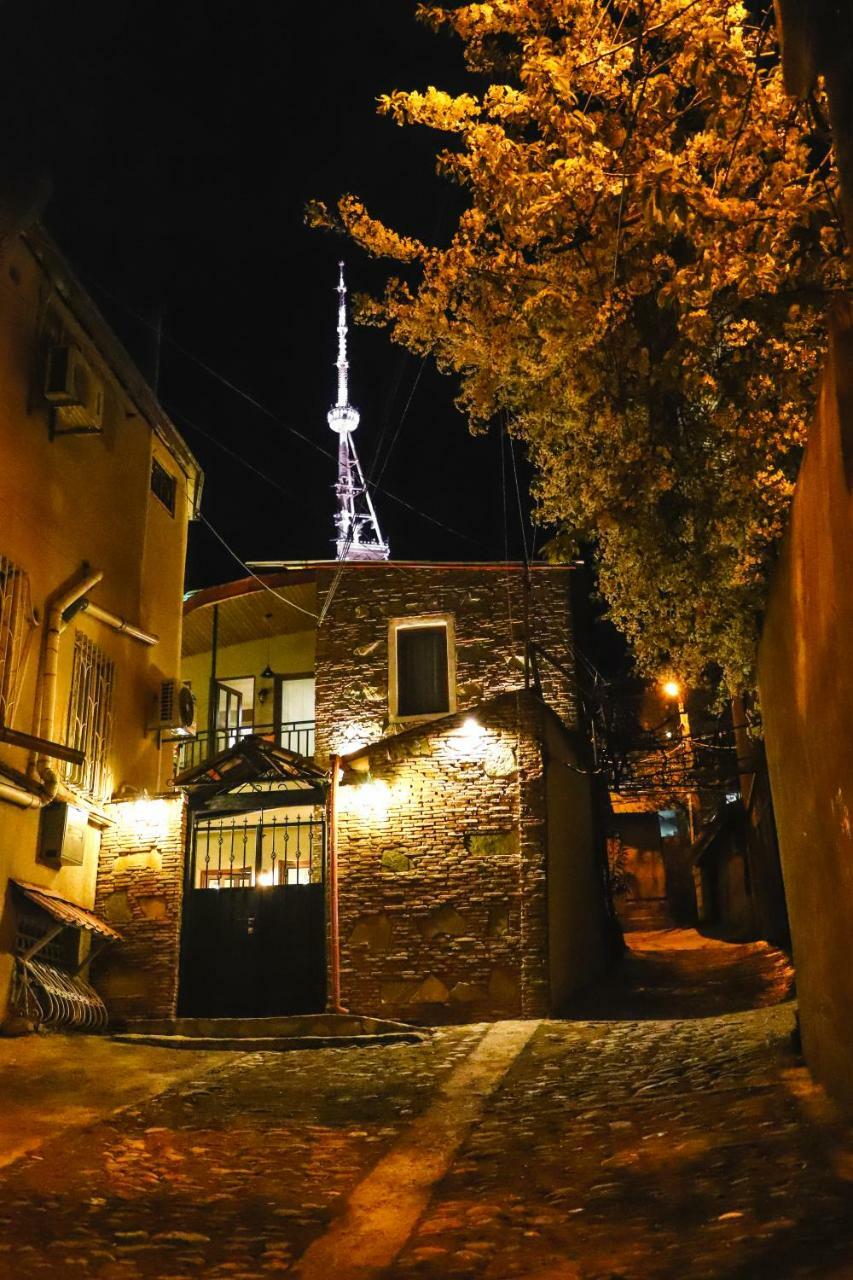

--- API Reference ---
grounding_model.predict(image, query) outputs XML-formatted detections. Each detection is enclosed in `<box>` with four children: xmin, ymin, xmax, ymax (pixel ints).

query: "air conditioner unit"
<box><xmin>45</xmin><ymin>345</ymin><xmax>105</xmax><ymax>434</ymax></box>
<box><xmin>153</xmin><ymin>680</ymin><xmax>196</xmax><ymax>740</ymax></box>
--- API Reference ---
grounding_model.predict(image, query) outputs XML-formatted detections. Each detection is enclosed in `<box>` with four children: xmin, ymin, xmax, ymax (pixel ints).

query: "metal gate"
<box><xmin>178</xmin><ymin>809</ymin><xmax>327</xmax><ymax>1018</ymax></box>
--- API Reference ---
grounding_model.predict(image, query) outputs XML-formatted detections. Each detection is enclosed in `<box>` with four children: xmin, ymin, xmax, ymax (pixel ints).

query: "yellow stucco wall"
<box><xmin>0</xmin><ymin>230</ymin><xmax>199</xmax><ymax>1021</ymax></box>
<box><xmin>182</xmin><ymin>629</ymin><xmax>316</xmax><ymax>730</ymax></box>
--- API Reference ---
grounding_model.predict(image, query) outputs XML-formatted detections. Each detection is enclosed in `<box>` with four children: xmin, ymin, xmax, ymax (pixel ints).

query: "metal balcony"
<box><xmin>174</xmin><ymin>720</ymin><xmax>316</xmax><ymax>774</ymax></box>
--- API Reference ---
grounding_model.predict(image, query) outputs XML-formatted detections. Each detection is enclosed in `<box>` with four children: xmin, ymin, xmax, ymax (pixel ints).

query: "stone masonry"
<box><xmin>97</xmin><ymin>563</ymin><xmax>588</xmax><ymax>1024</ymax></box>
<box><xmin>314</xmin><ymin>563</ymin><xmax>577</xmax><ymax>764</ymax></box>
<box><xmin>93</xmin><ymin>793</ymin><xmax>187</xmax><ymax>1022</ymax></box>
<box><xmin>336</xmin><ymin>693</ymin><xmax>567</xmax><ymax>1024</ymax></box>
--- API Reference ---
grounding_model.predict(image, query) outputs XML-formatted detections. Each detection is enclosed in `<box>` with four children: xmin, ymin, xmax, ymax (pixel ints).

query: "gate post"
<box><xmin>327</xmin><ymin>754</ymin><xmax>345</xmax><ymax>1013</ymax></box>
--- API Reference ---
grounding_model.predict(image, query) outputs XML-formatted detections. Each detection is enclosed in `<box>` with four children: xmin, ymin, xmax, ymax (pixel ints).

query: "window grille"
<box><xmin>151</xmin><ymin>458</ymin><xmax>176</xmax><ymax>515</ymax></box>
<box><xmin>0</xmin><ymin>554</ymin><xmax>36</xmax><ymax>728</ymax></box>
<box><xmin>65</xmin><ymin>633</ymin><xmax>114</xmax><ymax>800</ymax></box>
<box><xmin>15</xmin><ymin>912</ymin><xmax>78</xmax><ymax>971</ymax></box>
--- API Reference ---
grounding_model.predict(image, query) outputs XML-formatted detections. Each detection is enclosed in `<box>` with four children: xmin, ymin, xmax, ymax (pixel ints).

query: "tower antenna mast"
<box><xmin>327</xmin><ymin>263</ymin><xmax>389</xmax><ymax>561</ymax></box>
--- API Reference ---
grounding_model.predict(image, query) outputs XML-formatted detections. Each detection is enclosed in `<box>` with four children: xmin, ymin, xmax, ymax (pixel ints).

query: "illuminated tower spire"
<box><xmin>327</xmin><ymin>263</ymin><xmax>389</xmax><ymax>561</ymax></box>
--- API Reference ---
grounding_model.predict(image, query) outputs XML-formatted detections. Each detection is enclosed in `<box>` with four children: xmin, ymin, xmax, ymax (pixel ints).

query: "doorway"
<box><xmin>178</xmin><ymin>806</ymin><xmax>326</xmax><ymax>1018</ymax></box>
<box><xmin>212</xmin><ymin>677</ymin><xmax>256</xmax><ymax>754</ymax></box>
<box><xmin>275</xmin><ymin>675</ymin><xmax>315</xmax><ymax>757</ymax></box>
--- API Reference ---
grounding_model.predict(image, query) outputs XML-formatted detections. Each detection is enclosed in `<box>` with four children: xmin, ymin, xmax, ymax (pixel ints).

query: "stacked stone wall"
<box><xmin>336</xmin><ymin>693</ymin><xmax>552</xmax><ymax>1023</ymax></box>
<box><xmin>315</xmin><ymin>565</ymin><xmax>576</xmax><ymax>763</ymax></box>
<box><xmin>93</xmin><ymin>793</ymin><xmax>187</xmax><ymax>1022</ymax></box>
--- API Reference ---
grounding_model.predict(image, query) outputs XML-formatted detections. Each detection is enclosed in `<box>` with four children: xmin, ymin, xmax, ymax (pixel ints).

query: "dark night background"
<box><xmin>1</xmin><ymin>0</ymin><xmax>623</xmax><ymax>673</ymax></box>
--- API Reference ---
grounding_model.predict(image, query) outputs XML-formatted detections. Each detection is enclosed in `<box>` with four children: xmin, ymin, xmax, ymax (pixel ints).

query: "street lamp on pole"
<box><xmin>661</xmin><ymin>677</ymin><xmax>696</xmax><ymax>842</ymax></box>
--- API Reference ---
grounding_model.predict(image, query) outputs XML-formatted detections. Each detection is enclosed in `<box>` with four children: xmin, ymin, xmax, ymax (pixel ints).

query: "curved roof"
<box><xmin>182</xmin><ymin>573</ymin><xmax>319</xmax><ymax>657</ymax></box>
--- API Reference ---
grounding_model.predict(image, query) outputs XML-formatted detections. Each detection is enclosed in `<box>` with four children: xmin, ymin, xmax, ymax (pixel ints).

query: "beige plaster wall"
<box><xmin>182</xmin><ymin>630</ymin><xmax>315</xmax><ymax>731</ymax></box>
<box><xmin>758</xmin><ymin>307</ymin><xmax>853</xmax><ymax>1104</ymax></box>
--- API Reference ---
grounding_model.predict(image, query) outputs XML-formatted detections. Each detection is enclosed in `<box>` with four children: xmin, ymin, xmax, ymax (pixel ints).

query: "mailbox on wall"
<box><xmin>38</xmin><ymin>801</ymin><xmax>88</xmax><ymax>867</ymax></box>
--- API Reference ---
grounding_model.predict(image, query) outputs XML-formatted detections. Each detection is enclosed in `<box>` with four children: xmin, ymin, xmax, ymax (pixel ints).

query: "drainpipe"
<box><xmin>33</xmin><ymin>564</ymin><xmax>104</xmax><ymax>780</ymax></box>
<box><xmin>0</xmin><ymin>780</ymin><xmax>46</xmax><ymax>809</ymax></box>
<box><xmin>327</xmin><ymin>753</ymin><xmax>345</xmax><ymax>1014</ymax></box>
<box><xmin>79</xmin><ymin>601</ymin><xmax>158</xmax><ymax>646</ymax></box>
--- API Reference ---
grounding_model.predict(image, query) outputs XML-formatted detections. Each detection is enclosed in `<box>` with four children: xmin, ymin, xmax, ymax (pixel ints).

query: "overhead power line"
<box><xmin>198</xmin><ymin>514</ymin><xmax>319</xmax><ymax>620</ymax></box>
<box><xmin>84</xmin><ymin>273</ymin><xmax>481</xmax><ymax>546</ymax></box>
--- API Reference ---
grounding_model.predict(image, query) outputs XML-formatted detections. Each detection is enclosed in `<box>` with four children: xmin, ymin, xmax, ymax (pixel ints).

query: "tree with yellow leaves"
<box><xmin>310</xmin><ymin>0</ymin><xmax>846</xmax><ymax>695</ymax></box>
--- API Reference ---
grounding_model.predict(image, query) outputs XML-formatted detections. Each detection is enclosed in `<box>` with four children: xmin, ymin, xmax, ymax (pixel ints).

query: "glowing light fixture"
<box><xmin>450</xmin><ymin>715</ymin><xmax>487</xmax><ymax>757</ymax></box>
<box><xmin>661</xmin><ymin>679</ymin><xmax>682</xmax><ymax>700</ymax></box>
<box><xmin>122</xmin><ymin>793</ymin><xmax>172</xmax><ymax>841</ymax></box>
<box><xmin>257</xmin><ymin>869</ymin><xmax>274</xmax><ymax>888</ymax></box>
<box><xmin>345</xmin><ymin>777</ymin><xmax>391</xmax><ymax>819</ymax></box>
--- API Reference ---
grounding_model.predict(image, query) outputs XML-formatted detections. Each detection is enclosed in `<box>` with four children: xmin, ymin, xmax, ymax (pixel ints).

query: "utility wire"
<box><xmin>169</xmin><ymin>407</ymin><xmax>316</xmax><ymax>514</ymax></box>
<box><xmin>82</xmin><ymin>272</ymin><xmax>480</xmax><ymax>545</ymax></box>
<box><xmin>198</xmin><ymin>514</ymin><xmax>319</xmax><ymax>620</ymax></box>
<box><xmin>371</xmin><ymin>357</ymin><xmax>427</xmax><ymax>491</ymax></box>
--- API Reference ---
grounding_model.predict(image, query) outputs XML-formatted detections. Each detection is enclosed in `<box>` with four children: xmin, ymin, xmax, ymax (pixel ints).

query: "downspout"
<box><xmin>0</xmin><ymin>780</ymin><xmax>45</xmax><ymax>809</ymax></box>
<box><xmin>32</xmin><ymin>565</ymin><xmax>104</xmax><ymax>782</ymax></box>
<box><xmin>327</xmin><ymin>753</ymin><xmax>345</xmax><ymax>1014</ymax></box>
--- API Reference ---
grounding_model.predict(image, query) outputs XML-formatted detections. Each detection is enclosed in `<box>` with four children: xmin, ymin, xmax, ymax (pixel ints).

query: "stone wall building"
<box><xmin>157</xmin><ymin>561</ymin><xmax>612</xmax><ymax>1025</ymax></box>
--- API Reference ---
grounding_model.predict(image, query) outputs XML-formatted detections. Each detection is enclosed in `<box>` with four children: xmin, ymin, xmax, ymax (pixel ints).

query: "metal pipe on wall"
<box><xmin>327</xmin><ymin>753</ymin><xmax>345</xmax><ymax>1014</ymax></box>
<box><xmin>0</xmin><ymin>780</ymin><xmax>44</xmax><ymax>809</ymax></box>
<box><xmin>33</xmin><ymin>565</ymin><xmax>104</xmax><ymax>779</ymax></box>
<box><xmin>80</xmin><ymin>601</ymin><xmax>158</xmax><ymax>646</ymax></box>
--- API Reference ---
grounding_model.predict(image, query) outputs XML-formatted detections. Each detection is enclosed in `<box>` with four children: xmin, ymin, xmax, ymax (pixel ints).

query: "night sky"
<box><xmin>3</xmin><ymin>2</ymin><xmax>543</xmax><ymax>586</ymax></box>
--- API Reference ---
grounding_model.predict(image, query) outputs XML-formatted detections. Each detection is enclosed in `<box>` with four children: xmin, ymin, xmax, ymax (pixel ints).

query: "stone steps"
<box><xmin>110</xmin><ymin>1013</ymin><xmax>429</xmax><ymax>1051</ymax></box>
<box><xmin>617</xmin><ymin>898</ymin><xmax>675</xmax><ymax>931</ymax></box>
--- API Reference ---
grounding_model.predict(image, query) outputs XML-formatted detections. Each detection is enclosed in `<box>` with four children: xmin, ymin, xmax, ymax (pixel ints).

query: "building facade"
<box><xmin>0</xmin><ymin>224</ymin><xmax>201</xmax><ymax>1030</ymax></box>
<box><xmin>94</xmin><ymin>561</ymin><xmax>612</xmax><ymax>1026</ymax></box>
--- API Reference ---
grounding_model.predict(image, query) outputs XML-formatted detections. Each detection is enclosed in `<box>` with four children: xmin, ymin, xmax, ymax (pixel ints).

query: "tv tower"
<box><xmin>327</xmin><ymin>263</ymin><xmax>389</xmax><ymax>561</ymax></box>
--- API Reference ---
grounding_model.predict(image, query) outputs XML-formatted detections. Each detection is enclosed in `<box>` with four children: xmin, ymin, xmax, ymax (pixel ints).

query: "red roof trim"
<box><xmin>12</xmin><ymin>880</ymin><xmax>123</xmax><ymax>941</ymax></box>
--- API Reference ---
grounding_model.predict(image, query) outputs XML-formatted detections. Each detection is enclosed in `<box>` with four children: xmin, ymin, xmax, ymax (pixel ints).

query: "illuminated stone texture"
<box><xmin>335</xmin><ymin>692</ymin><xmax>594</xmax><ymax>1023</ymax></box>
<box><xmin>93</xmin><ymin>793</ymin><xmax>187</xmax><ymax>1020</ymax></box>
<box><xmin>313</xmin><ymin>562</ymin><xmax>597</xmax><ymax>1024</ymax></box>
<box><xmin>314</xmin><ymin>562</ymin><xmax>578</xmax><ymax>762</ymax></box>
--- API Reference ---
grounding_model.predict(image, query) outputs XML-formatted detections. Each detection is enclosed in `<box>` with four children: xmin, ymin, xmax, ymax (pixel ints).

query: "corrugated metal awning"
<box><xmin>12</xmin><ymin>880</ymin><xmax>123</xmax><ymax>941</ymax></box>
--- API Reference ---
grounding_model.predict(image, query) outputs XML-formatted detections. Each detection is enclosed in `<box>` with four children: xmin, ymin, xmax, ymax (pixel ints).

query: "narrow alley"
<box><xmin>1</xmin><ymin>930</ymin><xmax>851</xmax><ymax>1279</ymax></box>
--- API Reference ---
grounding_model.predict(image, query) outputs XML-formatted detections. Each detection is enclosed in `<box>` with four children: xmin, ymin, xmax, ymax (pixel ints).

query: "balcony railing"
<box><xmin>175</xmin><ymin>720</ymin><xmax>316</xmax><ymax>775</ymax></box>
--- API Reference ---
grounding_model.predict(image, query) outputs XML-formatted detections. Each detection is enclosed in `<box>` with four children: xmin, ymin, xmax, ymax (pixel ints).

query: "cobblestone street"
<box><xmin>2</xmin><ymin>930</ymin><xmax>852</xmax><ymax>1279</ymax></box>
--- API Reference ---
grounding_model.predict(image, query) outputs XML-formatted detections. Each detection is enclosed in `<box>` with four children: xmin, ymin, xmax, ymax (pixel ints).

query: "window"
<box><xmin>0</xmin><ymin>555</ymin><xmax>35</xmax><ymax>728</ymax></box>
<box><xmin>389</xmin><ymin>615</ymin><xmax>456</xmax><ymax>720</ymax></box>
<box><xmin>658</xmin><ymin>809</ymin><xmax>680</xmax><ymax>839</ymax></box>
<box><xmin>201</xmin><ymin>867</ymin><xmax>252</xmax><ymax>890</ymax></box>
<box><xmin>65</xmin><ymin>633</ymin><xmax>114</xmax><ymax>800</ymax></box>
<box><xmin>283</xmin><ymin>865</ymin><xmax>312</xmax><ymax>886</ymax></box>
<box><xmin>150</xmin><ymin>457</ymin><xmax>176</xmax><ymax>515</ymax></box>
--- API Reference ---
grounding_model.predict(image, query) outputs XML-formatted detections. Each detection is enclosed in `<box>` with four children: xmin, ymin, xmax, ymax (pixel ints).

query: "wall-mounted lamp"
<box><xmin>451</xmin><ymin>715</ymin><xmax>487</xmax><ymax>755</ymax></box>
<box><xmin>343</xmin><ymin>776</ymin><xmax>391</xmax><ymax>820</ymax></box>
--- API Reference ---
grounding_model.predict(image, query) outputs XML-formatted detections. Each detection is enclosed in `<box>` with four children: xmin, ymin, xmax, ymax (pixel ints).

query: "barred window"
<box><xmin>0</xmin><ymin>555</ymin><xmax>36</xmax><ymax>728</ymax></box>
<box><xmin>65</xmin><ymin>633</ymin><xmax>114</xmax><ymax>800</ymax></box>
